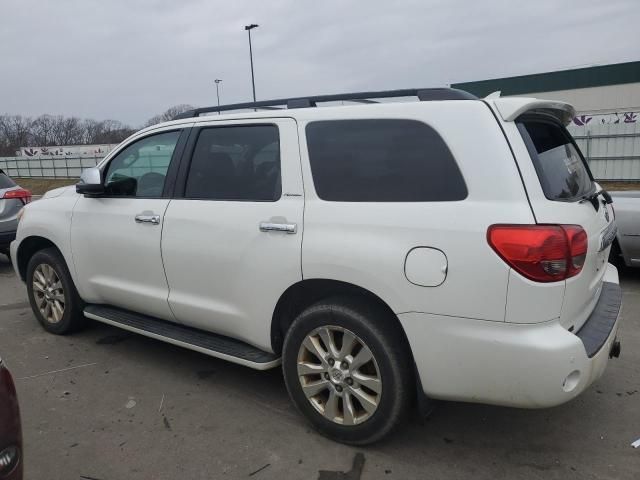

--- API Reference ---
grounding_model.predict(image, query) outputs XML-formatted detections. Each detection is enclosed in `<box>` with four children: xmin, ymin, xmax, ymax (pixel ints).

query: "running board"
<box><xmin>84</xmin><ymin>305</ymin><xmax>281</xmax><ymax>370</ymax></box>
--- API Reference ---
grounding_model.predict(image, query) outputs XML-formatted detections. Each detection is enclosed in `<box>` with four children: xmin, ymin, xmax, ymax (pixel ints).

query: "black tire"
<box><xmin>26</xmin><ymin>247</ymin><xmax>86</xmax><ymax>334</ymax></box>
<box><xmin>282</xmin><ymin>296</ymin><xmax>413</xmax><ymax>445</ymax></box>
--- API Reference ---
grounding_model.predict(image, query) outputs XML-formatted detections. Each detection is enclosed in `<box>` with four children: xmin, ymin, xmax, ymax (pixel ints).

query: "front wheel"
<box><xmin>26</xmin><ymin>247</ymin><xmax>86</xmax><ymax>334</ymax></box>
<box><xmin>282</xmin><ymin>297</ymin><xmax>413</xmax><ymax>445</ymax></box>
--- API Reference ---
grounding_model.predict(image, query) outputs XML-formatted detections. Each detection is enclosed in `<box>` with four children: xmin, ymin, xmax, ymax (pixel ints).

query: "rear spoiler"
<box><xmin>486</xmin><ymin>95</ymin><xmax>576</xmax><ymax>125</ymax></box>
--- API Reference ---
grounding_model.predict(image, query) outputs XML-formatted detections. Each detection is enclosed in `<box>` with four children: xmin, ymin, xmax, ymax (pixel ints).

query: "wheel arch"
<box><xmin>270</xmin><ymin>278</ymin><xmax>411</xmax><ymax>357</ymax></box>
<box><xmin>16</xmin><ymin>236</ymin><xmax>63</xmax><ymax>281</ymax></box>
<box><xmin>610</xmin><ymin>236</ymin><xmax>630</xmax><ymax>267</ymax></box>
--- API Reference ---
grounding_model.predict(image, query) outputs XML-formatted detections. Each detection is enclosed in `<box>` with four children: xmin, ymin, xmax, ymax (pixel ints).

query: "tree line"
<box><xmin>0</xmin><ymin>104</ymin><xmax>192</xmax><ymax>156</ymax></box>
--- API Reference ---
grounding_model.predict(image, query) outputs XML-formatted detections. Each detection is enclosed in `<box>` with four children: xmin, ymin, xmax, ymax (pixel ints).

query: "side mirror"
<box><xmin>76</xmin><ymin>167</ymin><xmax>104</xmax><ymax>196</ymax></box>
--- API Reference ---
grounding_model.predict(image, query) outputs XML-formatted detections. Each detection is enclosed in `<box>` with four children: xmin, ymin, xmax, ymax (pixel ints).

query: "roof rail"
<box><xmin>173</xmin><ymin>87</ymin><xmax>477</xmax><ymax>119</ymax></box>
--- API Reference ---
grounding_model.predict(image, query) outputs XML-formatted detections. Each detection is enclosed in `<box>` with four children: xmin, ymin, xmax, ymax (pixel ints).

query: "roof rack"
<box><xmin>173</xmin><ymin>87</ymin><xmax>477</xmax><ymax>119</ymax></box>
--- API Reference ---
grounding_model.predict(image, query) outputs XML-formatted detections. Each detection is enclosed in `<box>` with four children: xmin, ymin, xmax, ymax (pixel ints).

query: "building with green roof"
<box><xmin>452</xmin><ymin>61</ymin><xmax>640</xmax><ymax>116</ymax></box>
<box><xmin>454</xmin><ymin>61</ymin><xmax>640</xmax><ymax>181</ymax></box>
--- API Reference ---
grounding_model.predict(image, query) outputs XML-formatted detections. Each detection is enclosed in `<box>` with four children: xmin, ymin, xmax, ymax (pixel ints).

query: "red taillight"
<box><xmin>2</xmin><ymin>188</ymin><xmax>32</xmax><ymax>204</ymax></box>
<box><xmin>564</xmin><ymin>225</ymin><xmax>588</xmax><ymax>275</ymax></box>
<box><xmin>487</xmin><ymin>224</ymin><xmax>588</xmax><ymax>282</ymax></box>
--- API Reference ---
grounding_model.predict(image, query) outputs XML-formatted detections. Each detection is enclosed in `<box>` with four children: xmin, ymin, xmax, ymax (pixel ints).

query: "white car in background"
<box><xmin>609</xmin><ymin>191</ymin><xmax>640</xmax><ymax>267</ymax></box>
<box><xmin>0</xmin><ymin>170</ymin><xmax>31</xmax><ymax>259</ymax></box>
<box><xmin>10</xmin><ymin>89</ymin><xmax>623</xmax><ymax>444</ymax></box>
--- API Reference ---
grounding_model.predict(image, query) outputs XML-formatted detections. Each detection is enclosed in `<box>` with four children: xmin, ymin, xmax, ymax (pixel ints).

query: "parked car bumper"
<box><xmin>9</xmin><ymin>241</ymin><xmax>19</xmax><ymax>276</ymax></box>
<box><xmin>399</xmin><ymin>263</ymin><xmax>622</xmax><ymax>409</ymax></box>
<box><xmin>0</xmin><ymin>230</ymin><xmax>16</xmax><ymax>249</ymax></box>
<box><xmin>0</xmin><ymin>360</ymin><xmax>23</xmax><ymax>480</ymax></box>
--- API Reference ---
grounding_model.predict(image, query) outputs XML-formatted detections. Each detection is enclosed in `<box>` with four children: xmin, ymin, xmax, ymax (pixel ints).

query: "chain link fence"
<box><xmin>0</xmin><ymin>156</ymin><xmax>102</xmax><ymax>179</ymax></box>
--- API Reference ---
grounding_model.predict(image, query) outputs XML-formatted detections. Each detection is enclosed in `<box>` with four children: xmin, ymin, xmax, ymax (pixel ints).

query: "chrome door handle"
<box><xmin>259</xmin><ymin>222</ymin><xmax>297</xmax><ymax>234</ymax></box>
<box><xmin>135</xmin><ymin>214</ymin><xmax>161</xmax><ymax>225</ymax></box>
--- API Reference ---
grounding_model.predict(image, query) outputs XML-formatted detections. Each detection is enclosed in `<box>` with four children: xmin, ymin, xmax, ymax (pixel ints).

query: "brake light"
<box><xmin>487</xmin><ymin>224</ymin><xmax>588</xmax><ymax>282</ymax></box>
<box><xmin>564</xmin><ymin>225</ymin><xmax>588</xmax><ymax>275</ymax></box>
<box><xmin>2</xmin><ymin>188</ymin><xmax>32</xmax><ymax>204</ymax></box>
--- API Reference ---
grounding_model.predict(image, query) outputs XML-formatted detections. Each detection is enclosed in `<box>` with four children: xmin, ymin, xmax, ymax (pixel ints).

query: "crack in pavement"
<box><xmin>0</xmin><ymin>301</ymin><xmax>30</xmax><ymax>311</ymax></box>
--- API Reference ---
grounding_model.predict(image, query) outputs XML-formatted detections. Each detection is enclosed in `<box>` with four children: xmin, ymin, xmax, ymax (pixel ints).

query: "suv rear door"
<box><xmin>492</xmin><ymin>98</ymin><xmax>615</xmax><ymax>331</ymax></box>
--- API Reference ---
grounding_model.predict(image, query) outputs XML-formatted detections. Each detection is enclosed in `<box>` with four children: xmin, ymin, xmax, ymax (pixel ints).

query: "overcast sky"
<box><xmin>1</xmin><ymin>0</ymin><xmax>638</xmax><ymax>126</ymax></box>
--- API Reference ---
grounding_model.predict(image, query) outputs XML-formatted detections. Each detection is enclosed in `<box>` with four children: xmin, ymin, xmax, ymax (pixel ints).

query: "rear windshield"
<box><xmin>0</xmin><ymin>172</ymin><xmax>16</xmax><ymax>189</ymax></box>
<box><xmin>517</xmin><ymin>118</ymin><xmax>594</xmax><ymax>201</ymax></box>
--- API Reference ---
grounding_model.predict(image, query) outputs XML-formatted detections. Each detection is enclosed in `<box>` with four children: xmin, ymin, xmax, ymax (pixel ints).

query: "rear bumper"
<box><xmin>399</xmin><ymin>264</ymin><xmax>622</xmax><ymax>409</ymax></box>
<box><xmin>576</xmin><ymin>282</ymin><xmax>621</xmax><ymax>358</ymax></box>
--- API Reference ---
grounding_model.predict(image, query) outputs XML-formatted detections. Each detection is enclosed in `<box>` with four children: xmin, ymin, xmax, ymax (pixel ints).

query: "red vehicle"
<box><xmin>0</xmin><ymin>357</ymin><xmax>22</xmax><ymax>480</ymax></box>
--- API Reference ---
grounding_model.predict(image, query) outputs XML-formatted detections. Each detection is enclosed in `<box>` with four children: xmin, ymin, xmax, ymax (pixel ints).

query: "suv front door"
<box><xmin>161</xmin><ymin>119</ymin><xmax>304</xmax><ymax>350</ymax></box>
<box><xmin>71</xmin><ymin>127</ymin><xmax>188</xmax><ymax>321</ymax></box>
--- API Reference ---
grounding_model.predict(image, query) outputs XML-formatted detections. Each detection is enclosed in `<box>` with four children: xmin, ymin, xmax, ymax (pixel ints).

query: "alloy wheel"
<box><xmin>32</xmin><ymin>263</ymin><xmax>65</xmax><ymax>324</ymax></box>
<box><xmin>297</xmin><ymin>325</ymin><xmax>382</xmax><ymax>425</ymax></box>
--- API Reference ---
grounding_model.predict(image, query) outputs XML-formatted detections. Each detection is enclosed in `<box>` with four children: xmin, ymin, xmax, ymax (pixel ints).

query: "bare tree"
<box><xmin>32</xmin><ymin>114</ymin><xmax>58</xmax><ymax>146</ymax></box>
<box><xmin>0</xmin><ymin>115</ymin><xmax>33</xmax><ymax>156</ymax></box>
<box><xmin>52</xmin><ymin>117</ymin><xmax>84</xmax><ymax>145</ymax></box>
<box><xmin>145</xmin><ymin>104</ymin><xmax>193</xmax><ymax>127</ymax></box>
<box><xmin>0</xmin><ymin>106</ymin><xmax>193</xmax><ymax>157</ymax></box>
<box><xmin>89</xmin><ymin>120</ymin><xmax>135</xmax><ymax>144</ymax></box>
<box><xmin>81</xmin><ymin>119</ymin><xmax>102</xmax><ymax>144</ymax></box>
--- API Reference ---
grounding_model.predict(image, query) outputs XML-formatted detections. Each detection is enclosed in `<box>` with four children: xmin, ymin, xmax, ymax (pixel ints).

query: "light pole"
<box><xmin>244</xmin><ymin>24</ymin><xmax>259</xmax><ymax>103</ymax></box>
<box><xmin>214</xmin><ymin>78</ymin><xmax>222</xmax><ymax>114</ymax></box>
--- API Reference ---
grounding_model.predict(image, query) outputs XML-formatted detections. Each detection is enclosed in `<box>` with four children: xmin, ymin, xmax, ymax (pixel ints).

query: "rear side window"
<box><xmin>305</xmin><ymin>119</ymin><xmax>467</xmax><ymax>202</ymax></box>
<box><xmin>185</xmin><ymin>125</ymin><xmax>281</xmax><ymax>201</ymax></box>
<box><xmin>517</xmin><ymin>118</ymin><xmax>594</xmax><ymax>201</ymax></box>
<box><xmin>0</xmin><ymin>172</ymin><xmax>16</xmax><ymax>189</ymax></box>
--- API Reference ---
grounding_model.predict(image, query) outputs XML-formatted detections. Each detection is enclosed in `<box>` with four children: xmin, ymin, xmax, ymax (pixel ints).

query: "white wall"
<box><xmin>568</xmin><ymin>121</ymin><xmax>640</xmax><ymax>181</ymax></box>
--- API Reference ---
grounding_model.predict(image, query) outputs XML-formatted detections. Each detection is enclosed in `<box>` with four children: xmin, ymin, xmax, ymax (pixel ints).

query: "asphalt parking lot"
<box><xmin>0</xmin><ymin>254</ymin><xmax>639</xmax><ymax>480</ymax></box>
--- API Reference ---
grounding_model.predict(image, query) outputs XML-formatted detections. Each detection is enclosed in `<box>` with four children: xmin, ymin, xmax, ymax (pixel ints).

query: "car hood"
<box><xmin>41</xmin><ymin>185</ymin><xmax>77</xmax><ymax>199</ymax></box>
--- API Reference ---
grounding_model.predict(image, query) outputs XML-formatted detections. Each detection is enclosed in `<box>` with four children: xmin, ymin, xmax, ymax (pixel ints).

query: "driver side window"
<box><xmin>104</xmin><ymin>131</ymin><xmax>181</xmax><ymax>197</ymax></box>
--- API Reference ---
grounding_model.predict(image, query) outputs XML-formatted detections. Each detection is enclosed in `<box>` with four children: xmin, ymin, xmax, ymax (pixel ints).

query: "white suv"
<box><xmin>10</xmin><ymin>89</ymin><xmax>622</xmax><ymax>444</ymax></box>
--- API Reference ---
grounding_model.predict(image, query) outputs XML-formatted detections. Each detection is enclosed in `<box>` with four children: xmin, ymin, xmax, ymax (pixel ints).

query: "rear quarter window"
<box><xmin>305</xmin><ymin>119</ymin><xmax>467</xmax><ymax>202</ymax></box>
<box><xmin>517</xmin><ymin>118</ymin><xmax>594</xmax><ymax>202</ymax></box>
<box><xmin>0</xmin><ymin>172</ymin><xmax>16</xmax><ymax>189</ymax></box>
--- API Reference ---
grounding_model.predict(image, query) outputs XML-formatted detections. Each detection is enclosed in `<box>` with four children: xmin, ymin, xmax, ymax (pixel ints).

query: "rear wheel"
<box><xmin>282</xmin><ymin>297</ymin><xmax>413</xmax><ymax>445</ymax></box>
<box><xmin>26</xmin><ymin>248</ymin><xmax>85</xmax><ymax>334</ymax></box>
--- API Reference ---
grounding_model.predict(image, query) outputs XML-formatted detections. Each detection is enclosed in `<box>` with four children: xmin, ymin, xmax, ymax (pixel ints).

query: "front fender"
<box><xmin>14</xmin><ymin>194</ymin><xmax>81</xmax><ymax>288</ymax></box>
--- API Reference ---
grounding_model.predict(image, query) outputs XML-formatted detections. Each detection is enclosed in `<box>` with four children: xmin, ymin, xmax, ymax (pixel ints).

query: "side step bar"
<box><xmin>84</xmin><ymin>305</ymin><xmax>281</xmax><ymax>370</ymax></box>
